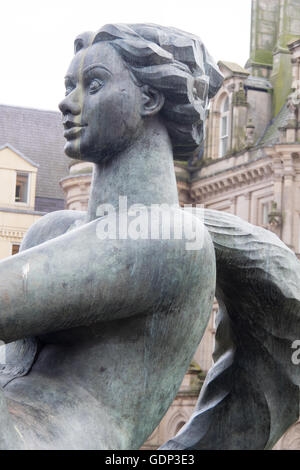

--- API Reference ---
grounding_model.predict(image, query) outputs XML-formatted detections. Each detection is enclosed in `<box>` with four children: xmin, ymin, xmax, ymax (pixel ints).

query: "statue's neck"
<box><xmin>87</xmin><ymin>119</ymin><xmax>179</xmax><ymax>221</ymax></box>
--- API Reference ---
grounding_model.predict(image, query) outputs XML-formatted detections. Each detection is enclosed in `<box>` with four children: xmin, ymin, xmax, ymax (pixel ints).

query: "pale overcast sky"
<box><xmin>1</xmin><ymin>0</ymin><xmax>251</xmax><ymax>111</ymax></box>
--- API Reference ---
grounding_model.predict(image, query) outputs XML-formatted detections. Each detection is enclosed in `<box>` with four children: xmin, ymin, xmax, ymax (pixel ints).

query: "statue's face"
<box><xmin>59</xmin><ymin>42</ymin><xmax>144</xmax><ymax>162</ymax></box>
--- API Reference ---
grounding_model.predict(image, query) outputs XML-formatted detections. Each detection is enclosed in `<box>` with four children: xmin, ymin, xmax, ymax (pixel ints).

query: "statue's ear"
<box><xmin>140</xmin><ymin>86</ymin><xmax>165</xmax><ymax>117</ymax></box>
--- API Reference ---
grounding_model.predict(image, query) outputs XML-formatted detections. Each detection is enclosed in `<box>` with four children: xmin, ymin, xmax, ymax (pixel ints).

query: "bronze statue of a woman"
<box><xmin>0</xmin><ymin>24</ymin><xmax>299</xmax><ymax>450</ymax></box>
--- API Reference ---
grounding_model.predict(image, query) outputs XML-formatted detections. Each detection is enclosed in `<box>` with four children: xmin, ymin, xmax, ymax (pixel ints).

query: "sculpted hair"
<box><xmin>74</xmin><ymin>24</ymin><xmax>223</xmax><ymax>160</ymax></box>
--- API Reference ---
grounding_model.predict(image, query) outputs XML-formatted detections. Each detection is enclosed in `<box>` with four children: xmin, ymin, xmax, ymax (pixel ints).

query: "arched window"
<box><xmin>175</xmin><ymin>421</ymin><xmax>186</xmax><ymax>435</ymax></box>
<box><xmin>167</xmin><ymin>413</ymin><xmax>188</xmax><ymax>437</ymax></box>
<box><xmin>219</xmin><ymin>96</ymin><xmax>230</xmax><ymax>157</ymax></box>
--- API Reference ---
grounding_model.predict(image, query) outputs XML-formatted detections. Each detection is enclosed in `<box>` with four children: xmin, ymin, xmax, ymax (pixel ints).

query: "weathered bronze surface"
<box><xmin>0</xmin><ymin>24</ymin><xmax>299</xmax><ymax>450</ymax></box>
<box><xmin>0</xmin><ymin>24</ymin><xmax>220</xmax><ymax>449</ymax></box>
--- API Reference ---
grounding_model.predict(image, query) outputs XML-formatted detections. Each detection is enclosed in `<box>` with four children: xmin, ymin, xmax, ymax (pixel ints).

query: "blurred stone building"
<box><xmin>0</xmin><ymin>105</ymin><xmax>69</xmax><ymax>258</ymax></box>
<box><xmin>1</xmin><ymin>0</ymin><xmax>300</xmax><ymax>450</ymax></box>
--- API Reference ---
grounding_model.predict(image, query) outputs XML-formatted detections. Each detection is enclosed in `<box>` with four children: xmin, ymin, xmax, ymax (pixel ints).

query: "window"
<box><xmin>175</xmin><ymin>421</ymin><xmax>186</xmax><ymax>435</ymax></box>
<box><xmin>12</xmin><ymin>244</ymin><xmax>20</xmax><ymax>255</ymax></box>
<box><xmin>15</xmin><ymin>172</ymin><xmax>29</xmax><ymax>203</ymax></box>
<box><xmin>220</xmin><ymin>96</ymin><xmax>230</xmax><ymax>157</ymax></box>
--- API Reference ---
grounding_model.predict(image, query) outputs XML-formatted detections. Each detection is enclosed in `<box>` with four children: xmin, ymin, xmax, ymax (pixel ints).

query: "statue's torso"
<box><xmin>3</xmin><ymin>209</ymin><xmax>215</xmax><ymax>449</ymax></box>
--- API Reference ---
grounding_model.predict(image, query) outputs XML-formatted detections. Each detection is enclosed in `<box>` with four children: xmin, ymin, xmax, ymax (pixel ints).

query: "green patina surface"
<box><xmin>232</xmin><ymin>85</ymin><xmax>248</xmax><ymax>107</ymax></box>
<box><xmin>251</xmin><ymin>49</ymin><xmax>273</xmax><ymax>66</ymax></box>
<box><xmin>271</xmin><ymin>1</ymin><xmax>300</xmax><ymax>115</ymax></box>
<box><xmin>250</xmin><ymin>0</ymin><xmax>300</xmax><ymax>116</ymax></box>
<box><xmin>271</xmin><ymin>51</ymin><xmax>293</xmax><ymax>117</ymax></box>
<box><xmin>279</xmin><ymin>33</ymin><xmax>300</xmax><ymax>48</ymax></box>
<box><xmin>250</xmin><ymin>0</ymin><xmax>279</xmax><ymax>68</ymax></box>
<box><xmin>278</xmin><ymin>0</ymin><xmax>300</xmax><ymax>48</ymax></box>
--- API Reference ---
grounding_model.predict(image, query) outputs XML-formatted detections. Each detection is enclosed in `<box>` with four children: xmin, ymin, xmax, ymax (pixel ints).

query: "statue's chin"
<box><xmin>64</xmin><ymin>134</ymin><xmax>138</xmax><ymax>163</ymax></box>
<box><xmin>64</xmin><ymin>142</ymin><xmax>82</xmax><ymax>160</ymax></box>
<box><xmin>64</xmin><ymin>144</ymin><xmax>111</xmax><ymax>164</ymax></box>
<box><xmin>63</xmin><ymin>143</ymin><xmax>92</xmax><ymax>162</ymax></box>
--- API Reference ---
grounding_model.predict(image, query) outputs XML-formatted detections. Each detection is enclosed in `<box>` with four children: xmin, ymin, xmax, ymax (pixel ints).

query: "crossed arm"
<box><xmin>0</xmin><ymin>212</ymin><xmax>199</xmax><ymax>344</ymax></box>
<box><xmin>0</xmin><ymin>217</ymin><xmax>154</xmax><ymax>343</ymax></box>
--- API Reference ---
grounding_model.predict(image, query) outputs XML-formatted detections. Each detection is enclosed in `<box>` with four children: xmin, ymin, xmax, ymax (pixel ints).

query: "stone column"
<box><xmin>211</xmin><ymin>110</ymin><xmax>220</xmax><ymax>159</ymax></box>
<box><xmin>281</xmin><ymin>151</ymin><xmax>295</xmax><ymax>248</ymax></box>
<box><xmin>272</xmin><ymin>154</ymin><xmax>283</xmax><ymax>213</ymax></box>
<box><xmin>232</xmin><ymin>82</ymin><xmax>248</xmax><ymax>152</ymax></box>
<box><xmin>244</xmin><ymin>192</ymin><xmax>251</xmax><ymax>222</ymax></box>
<box><xmin>230</xmin><ymin>196</ymin><xmax>237</xmax><ymax>215</ymax></box>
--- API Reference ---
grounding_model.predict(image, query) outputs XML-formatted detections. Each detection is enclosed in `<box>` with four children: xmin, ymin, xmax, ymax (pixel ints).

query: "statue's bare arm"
<box><xmin>0</xmin><ymin>210</ymin><xmax>206</xmax><ymax>345</ymax></box>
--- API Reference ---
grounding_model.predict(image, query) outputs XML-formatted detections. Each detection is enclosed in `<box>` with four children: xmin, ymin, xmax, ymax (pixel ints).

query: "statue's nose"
<box><xmin>59</xmin><ymin>93</ymin><xmax>81</xmax><ymax>116</ymax></box>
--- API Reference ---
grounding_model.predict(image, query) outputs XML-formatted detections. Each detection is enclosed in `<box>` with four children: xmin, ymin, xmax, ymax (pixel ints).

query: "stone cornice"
<box><xmin>0</xmin><ymin>228</ymin><xmax>25</xmax><ymax>241</ymax></box>
<box><xmin>190</xmin><ymin>159</ymin><xmax>273</xmax><ymax>200</ymax></box>
<box><xmin>0</xmin><ymin>207</ymin><xmax>45</xmax><ymax>216</ymax></box>
<box><xmin>60</xmin><ymin>174</ymin><xmax>92</xmax><ymax>188</ymax></box>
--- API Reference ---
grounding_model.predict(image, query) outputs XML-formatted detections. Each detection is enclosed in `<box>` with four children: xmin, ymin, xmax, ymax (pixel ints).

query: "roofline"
<box><xmin>0</xmin><ymin>143</ymin><xmax>40</xmax><ymax>168</ymax></box>
<box><xmin>0</xmin><ymin>207</ymin><xmax>46</xmax><ymax>216</ymax></box>
<box><xmin>288</xmin><ymin>38</ymin><xmax>300</xmax><ymax>51</ymax></box>
<box><xmin>0</xmin><ymin>103</ymin><xmax>60</xmax><ymax>115</ymax></box>
<box><xmin>60</xmin><ymin>173</ymin><xmax>93</xmax><ymax>183</ymax></box>
<box><xmin>218</xmin><ymin>60</ymin><xmax>250</xmax><ymax>76</ymax></box>
<box><xmin>244</xmin><ymin>84</ymin><xmax>272</xmax><ymax>92</ymax></box>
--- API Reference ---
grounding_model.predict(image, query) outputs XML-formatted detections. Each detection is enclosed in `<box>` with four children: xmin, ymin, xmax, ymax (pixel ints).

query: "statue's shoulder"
<box><xmin>120</xmin><ymin>205</ymin><xmax>214</xmax><ymax>282</ymax></box>
<box><xmin>21</xmin><ymin>209</ymin><xmax>87</xmax><ymax>251</ymax></box>
<box><xmin>122</xmin><ymin>204</ymin><xmax>212</xmax><ymax>257</ymax></box>
<box><xmin>155</xmin><ymin>205</ymin><xmax>212</xmax><ymax>255</ymax></box>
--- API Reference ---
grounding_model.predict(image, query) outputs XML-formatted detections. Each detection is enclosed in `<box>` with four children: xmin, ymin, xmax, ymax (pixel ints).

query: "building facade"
<box><xmin>0</xmin><ymin>144</ymin><xmax>40</xmax><ymax>258</ymax></box>
<box><xmin>190</xmin><ymin>0</ymin><xmax>300</xmax><ymax>450</ymax></box>
<box><xmin>0</xmin><ymin>105</ymin><xmax>69</xmax><ymax>258</ymax></box>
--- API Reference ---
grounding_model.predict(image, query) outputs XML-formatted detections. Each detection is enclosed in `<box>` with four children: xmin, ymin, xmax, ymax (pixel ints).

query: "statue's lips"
<box><xmin>63</xmin><ymin>125</ymin><xmax>86</xmax><ymax>140</ymax></box>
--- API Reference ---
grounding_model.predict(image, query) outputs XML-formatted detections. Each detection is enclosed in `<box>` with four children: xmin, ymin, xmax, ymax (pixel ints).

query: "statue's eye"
<box><xmin>89</xmin><ymin>79</ymin><xmax>103</xmax><ymax>94</ymax></box>
<box><xmin>65</xmin><ymin>86</ymin><xmax>74</xmax><ymax>97</ymax></box>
